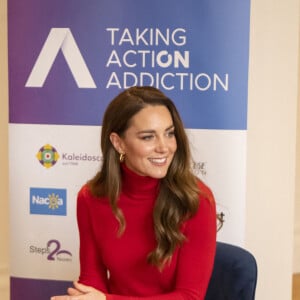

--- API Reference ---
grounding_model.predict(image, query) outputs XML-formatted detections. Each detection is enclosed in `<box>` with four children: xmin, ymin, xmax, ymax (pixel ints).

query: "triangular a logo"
<box><xmin>25</xmin><ymin>28</ymin><xmax>96</xmax><ymax>88</ymax></box>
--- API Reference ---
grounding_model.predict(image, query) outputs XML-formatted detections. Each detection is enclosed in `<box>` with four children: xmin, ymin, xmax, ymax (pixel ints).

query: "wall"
<box><xmin>0</xmin><ymin>1</ymin><xmax>299</xmax><ymax>300</ymax></box>
<box><xmin>294</xmin><ymin>49</ymin><xmax>300</xmax><ymax>273</ymax></box>
<box><xmin>246</xmin><ymin>1</ymin><xmax>299</xmax><ymax>300</ymax></box>
<box><xmin>0</xmin><ymin>0</ymin><xmax>10</xmax><ymax>299</ymax></box>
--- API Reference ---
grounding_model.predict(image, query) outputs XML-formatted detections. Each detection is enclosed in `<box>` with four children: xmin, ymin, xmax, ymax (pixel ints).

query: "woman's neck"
<box><xmin>121</xmin><ymin>163</ymin><xmax>160</xmax><ymax>200</ymax></box>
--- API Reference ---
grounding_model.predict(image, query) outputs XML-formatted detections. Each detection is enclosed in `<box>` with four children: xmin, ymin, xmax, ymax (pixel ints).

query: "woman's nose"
<box><xmin>155</xmin><ymin>137</ymin><xmax>168</xmax><ymax>152</ymax></box>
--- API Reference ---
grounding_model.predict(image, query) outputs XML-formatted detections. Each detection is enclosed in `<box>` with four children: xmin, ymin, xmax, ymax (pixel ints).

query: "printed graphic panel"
<box><xmin>187</xmin><ymin>129</ymin><xmax>247</xmax><ymax>244</ymax></box>
<box><xmin>9</xmin><ymin>124</ymin><xmax>246</xmax><ymax>280</ymax></box>
<box><xmin>8</xmin><ymin>0</ymin><xmax>250</xmax><ymax>129</ymax></box>
<box><xmin>9</xmin><ymin>124</ymin><xmax>102</xmax><ymax>280</ymax></box>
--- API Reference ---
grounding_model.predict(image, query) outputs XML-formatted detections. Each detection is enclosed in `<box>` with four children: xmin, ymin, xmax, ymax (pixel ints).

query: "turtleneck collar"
<box><xmin>121</xmin><ymin>163</ymin><xmax>160</xmax><ymax>200</ymax></box>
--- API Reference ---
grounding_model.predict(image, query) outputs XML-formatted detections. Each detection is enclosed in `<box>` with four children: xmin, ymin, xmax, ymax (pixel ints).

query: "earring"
<box><xmin>119</xmin><ymin>153</ymin><xmax>125</xmax><ymax>163</ymax></box>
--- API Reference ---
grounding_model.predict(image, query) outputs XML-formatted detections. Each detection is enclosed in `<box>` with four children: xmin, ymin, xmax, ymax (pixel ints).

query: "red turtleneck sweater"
<box><xmin>77</xmin><ymin>164</ymin><xmax>216</xmax><ymax>300</ymax></box>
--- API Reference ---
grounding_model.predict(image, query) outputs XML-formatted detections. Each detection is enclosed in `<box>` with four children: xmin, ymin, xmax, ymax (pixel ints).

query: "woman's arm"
<box><xmin>76</xmin><ymin>185</ymin><xmax>109</xmax><ymax>292</ymax></box>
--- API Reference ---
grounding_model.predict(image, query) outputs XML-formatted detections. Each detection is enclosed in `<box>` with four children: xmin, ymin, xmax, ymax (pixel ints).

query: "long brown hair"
<box><xmin>88</xmin><ymin>86</ymin><xmax>200</xmax><ymax>268</ymax></box>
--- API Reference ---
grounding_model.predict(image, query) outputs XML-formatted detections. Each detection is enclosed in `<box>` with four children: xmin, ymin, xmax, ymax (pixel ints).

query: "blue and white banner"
<box><xmin>8</xmin><ymin>1</ymin><xmax>251</xmax><ymax>299</ymax></box>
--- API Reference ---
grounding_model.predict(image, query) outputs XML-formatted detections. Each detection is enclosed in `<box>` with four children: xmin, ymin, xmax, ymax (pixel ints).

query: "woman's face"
<box><xmin>111</xmin><ymin>105</ymin><xmax>177</xmax><ymax>178</ymax></box>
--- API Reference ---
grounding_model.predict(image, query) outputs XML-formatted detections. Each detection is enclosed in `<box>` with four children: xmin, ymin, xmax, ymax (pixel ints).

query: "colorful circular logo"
<box><xmin>36</xmin><ymin>144</ymin><xmax>60</xmax><ymax>168</ymax></box>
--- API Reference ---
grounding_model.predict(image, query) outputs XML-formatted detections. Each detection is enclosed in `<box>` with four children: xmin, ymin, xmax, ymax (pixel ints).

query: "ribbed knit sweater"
<box><xmin>77</xmin><ymin>164</ymin><xmax>216</xmax><ymax>300</ymax></box>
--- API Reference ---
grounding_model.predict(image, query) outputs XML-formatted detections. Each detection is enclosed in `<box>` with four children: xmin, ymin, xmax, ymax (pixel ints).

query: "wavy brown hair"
<box><xmin>88</xmin><ymin>86</ymin><xmax>200</xmax><ymax>269</ymax></box>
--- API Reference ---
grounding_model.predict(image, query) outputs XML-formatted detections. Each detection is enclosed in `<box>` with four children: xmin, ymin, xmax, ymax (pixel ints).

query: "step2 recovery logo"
<box><xmin>25</xmin><ymin>28</ymin><xmax>96</xmax><ymax>88</ymax></box>
<box><xmin>29</xmin><ymin>239</ymin><xmax>72</xmax><ymax>262</ymax></box>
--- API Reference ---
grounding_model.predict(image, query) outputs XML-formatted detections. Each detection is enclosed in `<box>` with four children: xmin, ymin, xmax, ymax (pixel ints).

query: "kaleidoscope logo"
<box><xmin>36</xmin><ymin>144</ymin><xmax>60</xmax><ymax>168</ymax></box>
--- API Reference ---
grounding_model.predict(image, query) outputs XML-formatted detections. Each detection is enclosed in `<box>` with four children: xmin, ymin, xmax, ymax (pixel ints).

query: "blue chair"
<box><xmin>205</xmin><ymin>242</ymin><xmax>258</xmax><ymax>300</ymax></box>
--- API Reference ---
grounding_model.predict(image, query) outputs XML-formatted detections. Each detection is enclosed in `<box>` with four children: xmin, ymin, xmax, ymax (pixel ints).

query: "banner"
<box><xmin>8</xmin><ymin>1</ymin><xmax>251</xmax><ymax>298</ymax></box>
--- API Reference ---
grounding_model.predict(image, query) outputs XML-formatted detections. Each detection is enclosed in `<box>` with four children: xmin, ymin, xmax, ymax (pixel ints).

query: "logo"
<box><xmin>36</xmin><ymin>144</ymin><xmax>60</xmax><ymax>168</ymax></box>
<box><xmin>36</xmin><ymin>144</ymin><xmax>102</xmax><ymax>168</ymax></box>
<box><xmin>29</xmin><ymin>239</ymin><xmax>72</xmax><ymax>262</ymax></box>
<box><xmin>30</xmin><ymin>187</ymin><xmax>67</xmax><ymax>216</ymax></box>
<box><xmin>26</xmin><ymin>28</ymin><xmax>96</xmax><ymax>88</ymax></box>
<box><xmin>192</xmin><ymin>161</ymin><xmax>207</xmax><ymax>177</ymax></box>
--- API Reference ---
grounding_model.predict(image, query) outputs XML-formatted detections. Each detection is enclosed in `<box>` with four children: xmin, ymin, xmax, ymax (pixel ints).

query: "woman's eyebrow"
<box><xmin>165</xmin><ymin>125</ymin><xmax>175</xmax><ymax>131</ymax></box>
<box><xmin>137</xmin><ymin>125</ymin><xmax>175</xmax><ymax>135</ymax></box>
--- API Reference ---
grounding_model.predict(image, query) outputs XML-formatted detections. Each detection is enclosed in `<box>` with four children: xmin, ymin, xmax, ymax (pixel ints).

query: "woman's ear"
<box><xmin>110</xmin><ymin>132</ymin><xmax>124</xmax><ymax>154</ymax></box>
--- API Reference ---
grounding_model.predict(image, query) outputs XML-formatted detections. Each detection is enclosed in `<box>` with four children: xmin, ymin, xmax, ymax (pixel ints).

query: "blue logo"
<box><xmin>30</xmin><ymin>187</ymin><xmax>67</xmax><ymax>216</ymax></box>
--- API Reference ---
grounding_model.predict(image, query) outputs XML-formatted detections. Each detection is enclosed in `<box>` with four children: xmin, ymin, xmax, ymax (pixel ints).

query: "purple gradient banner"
<box><xmin>8</xmin><ymin>1</ymin><xmax>251</xmax><ymax>299</ymax></box>
<box><xmin>8</xmin><ymin>0</ymin><xmax>250</xmax><ymax>129</ymax></box>
<box><xmin>10</xmin><ymin>277</ymin><xmax>72</xmax><ymax>300</ymax></box>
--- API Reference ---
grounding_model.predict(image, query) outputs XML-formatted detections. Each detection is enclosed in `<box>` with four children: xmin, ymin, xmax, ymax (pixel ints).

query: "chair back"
<box><xmin>205</xmin><ymin>242</ymin><xmax>258</xmax><ymax>300</ymax></box>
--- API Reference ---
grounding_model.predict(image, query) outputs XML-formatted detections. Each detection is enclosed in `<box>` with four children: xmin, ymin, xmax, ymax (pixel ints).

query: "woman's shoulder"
<box><xmin>196</xmin><ymin>178</ymin><xmax>215</xmax><ymax>204</ymax></box>
<box><xmin>78</xmin><ymin>183</ymin><xmax>91</xmax><ymax>197</ymax></box>
<box><xmin>183</xmin><ymin>178</ymin><xmax>216</xmax><ymax>232</ymax></box>
<box><xmin>78</xmin><ymin>183</ymin><xmax>108</xmax><ymax>202</ymax></box>
<box><xmin>77</xmin><ymin>183</ymin><xmax>99</xmax><ymax>202</ymax></box>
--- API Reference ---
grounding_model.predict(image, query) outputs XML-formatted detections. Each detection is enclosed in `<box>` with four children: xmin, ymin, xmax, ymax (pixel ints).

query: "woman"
<box><xmin>52</xmin><ymin>86</ymin><xmax>216</xmax><ymax>300</ymax></box>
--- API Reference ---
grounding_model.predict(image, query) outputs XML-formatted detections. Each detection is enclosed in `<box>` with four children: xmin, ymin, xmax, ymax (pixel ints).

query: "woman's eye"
<box><xmin>166</xmin><ymin>131</ymin><xmax>175</xmax><ymax>137</ymax></box>
<box><xmin>141</xmin><ymin>135</ymin><xmax>153</xmax><ymax>141</ymax></box>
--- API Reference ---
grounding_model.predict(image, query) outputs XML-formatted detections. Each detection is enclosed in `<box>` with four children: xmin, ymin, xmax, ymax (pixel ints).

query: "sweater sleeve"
<box><xmin>77</xmin><ymin>185</ymin><xmax>109</xmax><ymax>292</ymax></box>
<box><xmin>106</xmin><ymin>182</ymin><xmax>217</xmax><ymax>300</ymax></box>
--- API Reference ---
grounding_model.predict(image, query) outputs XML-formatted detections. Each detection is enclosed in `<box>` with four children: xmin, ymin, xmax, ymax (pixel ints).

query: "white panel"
<box><xmin>9</xmin><ymin>124</ymin><xmax>247</xmax><ymax>280</ymax></box>
<box><xmin>187</xmin><ymin>129</ymin><xmax>247</xmax><ymax>246</ymax></box>
<box><xmin>9</xmin><ymin>124</ymin><xmax>102</xmax><ymax>280</ymax></box>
